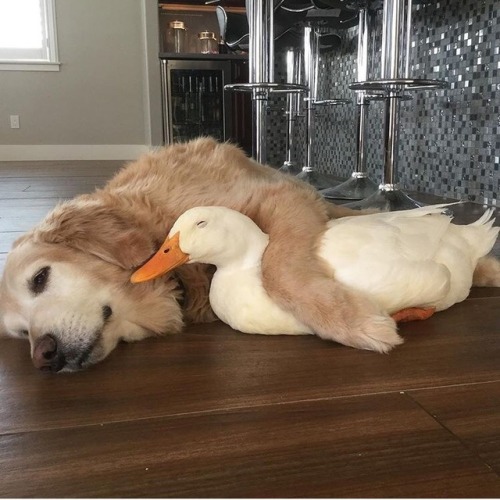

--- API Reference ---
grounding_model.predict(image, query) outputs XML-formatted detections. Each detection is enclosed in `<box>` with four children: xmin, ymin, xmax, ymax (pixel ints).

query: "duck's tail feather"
<box><xmin>462</xmin><ymin>208</ymin><xmax>499</xmax><ymax>260</ymax></box>
<box><xmin>389</xmin><ymin>202</ymin><xmax>461</xmax><ymax>219</ymax></box>
<box><xmin>471</xmin><ymin>208</ymin><xmax>496</xmax><ymax>228</ymax></box>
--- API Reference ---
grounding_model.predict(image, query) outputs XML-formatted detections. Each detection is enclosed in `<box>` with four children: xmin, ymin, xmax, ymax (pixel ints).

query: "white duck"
<box><xmin>131</xmin><ymin>204</ymin><xmax>498</xmax><ymax>336</ymax></box>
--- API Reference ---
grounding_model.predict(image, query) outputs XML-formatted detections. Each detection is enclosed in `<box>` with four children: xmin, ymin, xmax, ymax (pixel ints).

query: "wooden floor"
<box><xmin>0</xmin><ymin>160</ymin><xmax>499</xmax><ymax>497</ymax></box>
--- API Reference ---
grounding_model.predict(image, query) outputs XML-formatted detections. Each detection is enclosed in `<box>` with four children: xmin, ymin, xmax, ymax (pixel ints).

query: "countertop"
<box><xmin>159</xmin><ymin>52</ymin><xmax>248</xmax><ymax>61</ymax></box>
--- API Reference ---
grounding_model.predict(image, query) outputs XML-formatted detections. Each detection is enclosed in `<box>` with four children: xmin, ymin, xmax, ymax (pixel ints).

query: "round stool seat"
<box><xmin>350</xmin><ymin>78</ymin><xmax>449</xmax><ymax>92</ymax></box>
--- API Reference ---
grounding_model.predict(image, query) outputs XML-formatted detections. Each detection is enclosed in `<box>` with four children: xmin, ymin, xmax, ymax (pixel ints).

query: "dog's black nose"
<box><xmin>32</xmin><ymin>334</ymin><xmax>66</xmax><ymax>372</ymax></box>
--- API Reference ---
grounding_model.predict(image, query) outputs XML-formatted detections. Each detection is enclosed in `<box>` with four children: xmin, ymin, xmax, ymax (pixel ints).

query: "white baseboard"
<box><xmin>0</xmin><ymin>144</ymin><xmax>151</xmax><ymax>161</ymax></box>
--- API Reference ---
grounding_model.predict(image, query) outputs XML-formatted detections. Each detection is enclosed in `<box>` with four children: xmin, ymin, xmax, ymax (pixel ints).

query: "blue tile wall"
<box><xmin>267</xmin><ymin>0</ymin><xmax>499</xmax><ymax>206</ymax></box>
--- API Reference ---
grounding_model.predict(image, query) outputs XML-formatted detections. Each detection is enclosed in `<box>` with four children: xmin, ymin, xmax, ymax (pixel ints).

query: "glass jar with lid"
<box><xmin>167</xmin><ymin>20</ymin><xmax>186</xmax><ymax>53</ymax></box>
<box><xmin>197</xmin><ymin>31</ymin><xmax>218</xmax><ymax>54</ymax></box>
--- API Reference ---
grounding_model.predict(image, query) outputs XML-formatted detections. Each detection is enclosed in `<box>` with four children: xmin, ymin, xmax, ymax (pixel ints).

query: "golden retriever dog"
<box><xmin>1</xmin><ymin>138</ymin><xmax>498</xmax><ymax>372</ymax></box>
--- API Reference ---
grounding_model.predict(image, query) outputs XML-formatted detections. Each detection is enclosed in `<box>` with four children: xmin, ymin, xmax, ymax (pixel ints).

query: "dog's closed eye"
<box><xmin>30</xmin><ymin>266</ymin><xmax>51</xmax><ymax>294</ymax></box>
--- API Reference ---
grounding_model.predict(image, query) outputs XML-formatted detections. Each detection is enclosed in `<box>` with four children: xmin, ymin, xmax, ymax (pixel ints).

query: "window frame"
<box><xmin>0</xmin><ymin>0</ymin><xmax>60</xmax><ymax>72</ymax></box>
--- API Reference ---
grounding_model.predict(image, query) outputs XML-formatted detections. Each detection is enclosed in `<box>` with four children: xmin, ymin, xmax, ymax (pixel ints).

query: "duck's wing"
<box><xmin>446</xmin><ymin>208</ymin><xmax>498</xmax><ymax>261</ymax></box>
<box><xmin>318</xmin><ymin>205</ymin><xmax>456</xmax><ymax>313</ymax></box>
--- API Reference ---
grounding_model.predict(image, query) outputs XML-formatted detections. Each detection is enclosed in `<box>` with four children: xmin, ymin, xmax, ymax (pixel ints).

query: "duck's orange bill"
<box><xmin>130</xmin><ymin>232</ymin><xmax>189</xmax><ymax>283</ymax></box>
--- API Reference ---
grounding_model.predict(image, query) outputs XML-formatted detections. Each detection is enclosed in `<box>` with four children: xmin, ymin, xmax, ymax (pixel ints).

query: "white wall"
<box><xmin>0</xmin><ymin>0</ymin><xmax>162</xmax><ymax>160</ymax></box>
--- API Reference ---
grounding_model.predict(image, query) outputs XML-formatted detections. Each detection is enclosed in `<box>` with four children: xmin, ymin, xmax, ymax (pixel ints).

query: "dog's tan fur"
<box><xmin>1</xmin><ymin>138</ymin><xmax>498</xmax><ymax>370</ymax></box>
<box><xmin>473</xmin><ymin>255</ymin><xmax>500</xmax><ymax>287</ymax></box>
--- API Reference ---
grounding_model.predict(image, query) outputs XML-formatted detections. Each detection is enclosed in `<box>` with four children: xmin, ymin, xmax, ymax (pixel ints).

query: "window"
<box><xmin>0</xmin><ymin>0</ymin><xmax>59</xmax><ymax>71</ymax></box>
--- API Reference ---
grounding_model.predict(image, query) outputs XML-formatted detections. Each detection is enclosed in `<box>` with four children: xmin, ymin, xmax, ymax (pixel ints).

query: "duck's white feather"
<box><xmin>169</xmin><ymin>204</ymin><xmax>498</xmax><ymax>337</ymax></box>
<box><xmin>318</xmin><ymin>204</ymin><xmax>498</xmax><ymax>313</ymax></box>
<box><xmin>210</xmin><ymin>266</ymin><xmax>311</xmax><ymax>335</ymax></box>
<box><xmin>171</xmin><ymin>206</ymin><xmax>311</xmax><ymax>336</ymax></box>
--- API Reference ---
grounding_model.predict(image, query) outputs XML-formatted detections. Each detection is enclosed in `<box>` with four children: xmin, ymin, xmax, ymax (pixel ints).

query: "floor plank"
<box><xmin>0</xmin><ymin>217</ymin><xmax>47</xmax><ymax>232</ymax></box>
<box><xmin>0</xmin><ymin>176</ymin><xmax>111</xmax><ymax>189</ymax></box>
<box><xmin>0</xmin><ymin>196</ymin><xmax>69</xmax><ymax>206</ymax></box>
<box><xmin>1</xmin><ymin>394</ymin><xmax>499</xmax><ymax>498</ymax></box>
<box><xmin>409</xmin><ymin>382</ymin><xmax>500</xmax><ymax>476</ymax></box>
<box><xmin>0</xmin><ymin>160</ymin><xmax>124</xmax><ymax>177</ymax></box>
<box><xmin>0</xmin><ymin>296</ymin><xmax>499</xmax><ymax>435</ymax></box>
<box><xmin>0</xmin><ymin>183</ymin><xmax>107</xmax><ymax>199</ymax></box>
<box><xmin>468</xmin><ymin>286</ymin><xmax>500</xmax><ymax>298</ymax></box>
<box><xmin>0</xmin><ymin>232</ymin><xmax>25</xmax><ymax>252</ymax></box>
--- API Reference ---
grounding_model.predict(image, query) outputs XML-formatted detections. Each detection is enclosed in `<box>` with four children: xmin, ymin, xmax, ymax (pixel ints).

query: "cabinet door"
<box><xmin>169</xmin><ymin>68</ymin><xmax>225</xmax><ymax>143</ymax></box>
<box><xmin>162</xmin><ymin>59</ymin><xmax>232</xmax><ymax>145</ymax></box>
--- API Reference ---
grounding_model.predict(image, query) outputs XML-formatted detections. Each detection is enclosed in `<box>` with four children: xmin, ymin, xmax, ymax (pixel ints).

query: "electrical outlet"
<box><xmin>10</xmin><ymin>115</ymin><xmax>20</xmax><ymax>129</ymax></box>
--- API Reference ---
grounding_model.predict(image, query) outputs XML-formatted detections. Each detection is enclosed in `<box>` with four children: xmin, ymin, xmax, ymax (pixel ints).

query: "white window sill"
<box><xmin>0</xmin><ymin>61</ymin><xmax>60</xmax><ymax>71</ymax></box>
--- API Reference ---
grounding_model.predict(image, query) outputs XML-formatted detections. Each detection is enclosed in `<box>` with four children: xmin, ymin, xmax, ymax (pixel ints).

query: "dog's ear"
<box><xmin>33</xmin><ymin>198</ymin><xmax>158</xmax><ymax>269</ymax></box>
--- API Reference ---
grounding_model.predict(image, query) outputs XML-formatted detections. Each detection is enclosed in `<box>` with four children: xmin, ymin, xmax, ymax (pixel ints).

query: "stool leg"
<box><xmin>279</xmin><ymin>48</ymin><xmax>302</xmax><ymax>174</ymax></box>
<box><xmin>248</xmin><ymin>0</ymin><xmax>273</xmax><ymax>164</ymax></box>
<box><xmin>320</xmin><ymin>7</ymin><xmax>378</xmax><ymax>200</ymax></box>
<box><xmin>252</xmin><ymin>92</ymin><xmax>268</xmax><ymax>164</ymax></box>
<box><xmin>225</xmin><ymin>2</ymin><xmax>308</xmax><ymax>166</ymax></box>
<box><xmin>296</xmin><ymin>26</ymin><xmax>338</xmax><ymax>190</ymax></box>
<box><xmin>347</xmin><ymin>0</ymin><xmax>423</xmax><ymax>211</ymax></box>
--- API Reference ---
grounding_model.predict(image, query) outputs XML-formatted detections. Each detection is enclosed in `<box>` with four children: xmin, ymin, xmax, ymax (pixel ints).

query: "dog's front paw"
<box><xmin>352</xmin><ymin>313</ymin><xmax>403</xmax><ymax>353</ymax></box>
<box><xmin>315</xmin><ymin>311</ymin><xmax>402</xmax><ymax>353</ymax></box>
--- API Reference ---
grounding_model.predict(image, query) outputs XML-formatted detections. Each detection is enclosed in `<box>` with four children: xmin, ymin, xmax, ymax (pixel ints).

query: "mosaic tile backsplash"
<box><xmin>266</xmin><ymin>0</ymin><xmax>499</xmax><ymax>207</ymax></box>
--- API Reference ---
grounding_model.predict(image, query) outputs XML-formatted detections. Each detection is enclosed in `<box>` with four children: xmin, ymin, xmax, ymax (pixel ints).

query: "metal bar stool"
<box><xmin>279</xmin><ymin>47</ymin><xmax>304</xmax><ymax>174</ymax></box>
<box><xmin>346</xmin><ymin>0</ymin><xmax>448</xmax><ymax>211</ymax></box>
<box><xmin>296</xmin><ymin>24</ymin><xmax>350</xmax><ymax>189</ymax></box>
<box><xmin>225</xmin><ymin>0</ymin><xmax>307</xmax><ymax>164</ymax></box>
<box><xmin>320</xmin><ymin>5</ymin><xmax>379</xmax><ymax>200</ymax></box>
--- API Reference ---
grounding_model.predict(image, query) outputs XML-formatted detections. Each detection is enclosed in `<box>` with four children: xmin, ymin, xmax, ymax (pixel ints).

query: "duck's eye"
<box><xmin>30</xmin><ymin>266</ymin><xmax>50</xmax><ymax>294</ymax></box>
<box><xmin>18</xmin><ymin>330</ymin><xmax>29</xmax><ymax>337</ymax></box>
<box><xmin>197</xmin><ymin>220</ymin><xmax>207</xmax><ymax>228</ymax></box>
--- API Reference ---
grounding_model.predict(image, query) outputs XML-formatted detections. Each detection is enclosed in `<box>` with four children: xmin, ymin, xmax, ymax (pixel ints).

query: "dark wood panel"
<box><xmin>409</xmin><ymin>382</ymin><xmax>500</xmax><ymax>476</ymax></box>
<box><xmin>1</xmin><ymin>394</ymin><xmax>499</xmax><ymax>498</ymax></box>
<box><xmin>0</xmin><ymin>297</ymin><xmax>499</xmax><ymax>434</ymax></box>
<box><xmin>468</xmin><ymin>287</ymin><xmax>500</xmax><ymax>298</ymax></box>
